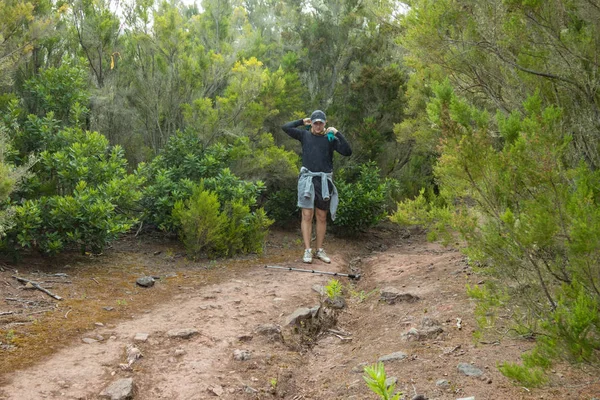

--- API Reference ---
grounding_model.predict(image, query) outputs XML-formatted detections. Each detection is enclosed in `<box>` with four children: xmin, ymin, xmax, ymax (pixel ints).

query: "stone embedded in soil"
<box><xmin>402</xmin><ymin>326</ymin><xmax>444</xmax><ymax>341</ymax></box>
<box><xmin>352</xmin><ymin>362</ymin><xmax>368</xmax><ymax>373</ymax></box>
<box><xmin>380</xmin><ymin>287</ymin><xmax>420</xmax><ymax>304</ymax></box>
<box><xmin>244</xmin><ymin>385</ymin><xmax>258</xmax><ymax>394</ymax></box>
<box><xmin>166</xmin><ymin>328</ymin><xmax>199</xmax><ymax>339</ymax></box>
<box><xmin>174</xmin><ymin>348</ymin><xmax>186</xmax><ymax>356</ymax></box>
<box><xmin>209</xmin><ymin>385</ymin><xmax>224</xmax><ymax>396</ymax></box>
<box><xmin>126</xmin><ymin>345</ymin><xmax>143</xmax><ymax>366</ymax></box>
<box><xmin>436</xmin><ymin>379</ymin><xmax>450</xmax><ymax>388</ymax></box>
<box><xmin>136</xmin><ymin>276</ymin><xmax>155</xmax><ymax>287</ymax></box>
<box><xmin>233</xmin><ymin>349</ymin><xmax>252</xmax><ymax>361</ymax></box>
<box><xmin>255</xmin><ymin>323</ymin><xmax>282</xmax><ymax>339</ymax></box>
<box><xmin>82</xmin><ymin>337</ymin><xmax>98</xmax><ymax>344</ymax></box>
<box><xmin>285</xmin><ymin>306</ymin><xmax>320</xmax><ymax>326</ymax></box>
<box><xmin>324</xmin><ymin>295</ymin><xmax>346</xmax><ymax>309</ymax></box>
<box><xmin>237</xmin><ymin>334</ymin><xmax>253</xmax><ymax>342</ymax></box>
<box><xmin>99</xmin><ymin>378</ymin><xmax>135</xmax><ymax>400</ymax></box>
<box><xmin>378</xmin><ymin>351</ymin><xmax>407</xmax><ymax>362</ymax></box>
<box><xmin>134</xmin><ymin>332</ymin><xmax>149</xmax><ymax>342</ymax></box>
<box><xmin>457</xmin><ymin>397</ymin><xmax>475</xmax><ymax>400</ymax></box>
<box><xmin>457</xmin><ymin>362</ymin><xmax>484</xmax><ymax>377</ymax></box>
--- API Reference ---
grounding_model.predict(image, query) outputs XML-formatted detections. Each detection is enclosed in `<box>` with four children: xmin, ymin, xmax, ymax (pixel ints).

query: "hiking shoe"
<box><xmin>315</xmin><ymin>248</ymin><xmax>331</xmax><ymax>263</ymax></box>
<box><xmin>303</xmin><ymin>248</ymin><xmax>313</xmax><ymax>264</ymax></box>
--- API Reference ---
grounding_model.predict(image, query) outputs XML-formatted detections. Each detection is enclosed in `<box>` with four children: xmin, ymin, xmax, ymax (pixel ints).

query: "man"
<box><xmin>282</xmin><ymin>110</ymin><xmax>352</xmax><ymax>263</ymax></box>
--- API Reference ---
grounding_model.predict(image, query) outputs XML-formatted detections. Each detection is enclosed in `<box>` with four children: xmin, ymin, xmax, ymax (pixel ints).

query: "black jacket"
<box><xmin>282</xmin><ymin>119</ymin><xmax>352</xmax><ymax>173</ymax></box>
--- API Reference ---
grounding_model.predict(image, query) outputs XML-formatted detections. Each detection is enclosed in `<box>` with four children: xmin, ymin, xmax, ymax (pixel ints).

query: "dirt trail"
<box><xmin>0</xmin><ymin>229</ymin><xmax>598</xmax><ymax>399</ymax></box>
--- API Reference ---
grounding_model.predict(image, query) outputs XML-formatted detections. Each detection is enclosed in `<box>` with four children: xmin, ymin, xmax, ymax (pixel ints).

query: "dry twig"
<box><xmin>12</xmin><ymin>276</ymin><xmax>63</xmax><ymax>300</ymax></box>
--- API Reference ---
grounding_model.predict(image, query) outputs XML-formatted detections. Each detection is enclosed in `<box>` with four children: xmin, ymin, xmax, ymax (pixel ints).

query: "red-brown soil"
<box><xmin>0</xmin><ymin>226</ymin><xmax>598</xmax><ymax>399</ymax></box>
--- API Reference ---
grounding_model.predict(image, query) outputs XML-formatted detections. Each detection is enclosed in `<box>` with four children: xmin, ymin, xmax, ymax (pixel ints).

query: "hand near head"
<box><xmin>303</xmin><ymin>118</ymin><xmax>312</xmax><ymax>126</ymax></box>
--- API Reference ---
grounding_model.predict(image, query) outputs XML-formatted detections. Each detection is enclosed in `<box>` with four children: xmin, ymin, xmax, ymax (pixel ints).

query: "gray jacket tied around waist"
<box><xmin>297</xmin><ymin>167</ymin><xmax>340</xmax><ymax>221</ymax></box>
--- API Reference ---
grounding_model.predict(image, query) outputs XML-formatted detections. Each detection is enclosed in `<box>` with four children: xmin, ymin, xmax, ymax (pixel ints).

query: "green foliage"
<box><xmin>363</xmin><ymin>362</ymin><xmax>402</xmax><ymax>400</ymax></box>
<box><xmin>541</xmin><ymin>285</ymin><xmax>600</xmax><ymax>363</ymax></box>
<box><xmin>1</xmin><ymin>109</ymin><xmax>142</xmax><ymax>255</ymax></box>
<box><xmin>390</xmin><ymin>188</ymin><xmax>453</xmax><ymax>243</ymax></box>
<box><xmin>466</xmin><ymin>283</ymin><xmax>510</xmax><ymax>341</ymax></box>
<box><xmin>69</xmin><ymin>0</ymin><xmax>121</xmax><ymax>88</ymax></box>
<box><xmin>23</xmin><ymin>60</ymin><xmax>89</xmax><ymax>123</ymax></box>
<box><xmin>263</xmin><ymin>189</ymin><xmax>298</xmax><ymax>226</ymax></box>
<box><xmin>330</xmin><ymin>64</ymin><xmax>408</xmax><ymax>173</ymax></box>
<box><xmin>6</xmin><ymin>181</ymin><xmax>135</xmax><ymax>255</ymax></box>
<box><xmin>229</xmin><ymin>134</ymin><xmax>299</xmax><ymax>191</ymax></box>
<box><xmin>172</xmin><ymin>185</ymin><xmax>225</xmax><ymax>258</ymax></box>
<box><xmin>172</xmin><ymin>184</ymin><xmax>272</xmax><ymax>258</ymax></box>
<box><xmin>0</xmin><ymin>123</ymin><xmax>32</xmax><ymax>238</ymax></box>
<box><xmin>0</xmin><ymin>0</ymin><xmax>58</xmax><ymax>87</ymax></box>
<box><xmin>498</xmin><ymin>362</ymin><xmax>547</xmax><ymax>388</ymax></box>
<box><xmin>139</xmin><ymin>135</ymin><xmax>230</xmax><ymax>231</ymax></box>
<box><xmin>405</xmin><ymin>81</ymin><xmax>600</xmax><ymax>378</ymax></box>
<box><xmin>349</xmin><ymin>288</ymin><xmax>378</xmax><ymax>303</ymax></box>
<box><xmin>325</xmin><ymin>279</ymin><xmax>343</xmax><ymax>300</ymax></box>
<box><xmin>141</xmin><ymin>129</ymin><xmax>298</xmax><ymax>231</ymax></box>
<box><xmin>334</xmin><ymin>162</ymin><xmax>396</xmax><ymax>233</ymax></box>
<box><xmin>229</xmin><ymin>134</ymin><xmax>299</xmax><ymax>225</ymax></box>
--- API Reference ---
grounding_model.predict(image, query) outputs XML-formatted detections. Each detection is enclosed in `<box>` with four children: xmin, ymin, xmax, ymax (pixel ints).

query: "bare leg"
<box><xmin>315</xmin><ymin>208</ymin><xmax>328</xmax><ymax>250</ymax></box>
<box><xmin>301</xmin><ymin>208</ymin><xmax>314</xmax><ymax>249</ymax></box>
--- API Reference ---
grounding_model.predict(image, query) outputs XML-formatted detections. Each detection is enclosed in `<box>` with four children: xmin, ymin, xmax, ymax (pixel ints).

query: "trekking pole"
<box><xmin>265</xmin><ymin>265</ymin><xmax>360</xmax><ymax>280</ymax></box>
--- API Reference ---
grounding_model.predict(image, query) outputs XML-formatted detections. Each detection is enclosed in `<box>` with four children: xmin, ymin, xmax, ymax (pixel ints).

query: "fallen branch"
<box><xmin>12</xmin><ymin>276</ymin><xmax>63</xmax><ymax>300</ymax></box>
<box><xmin>0</xmin><ymin>311</ymin><xmax>15</xmax><ymax>316</ymax></box>
<box><xmin>27</xmin><ymin>309</ymin><xmax>54</xmax><ymax>316</ymax></box>
<box><xmin>91</xmin><ymin>277</ymin><xmax>100</xmax><ymax>285</ymax></box>
<box><xmin>5</xmin><ymin>297</ymin><xmax>39</xmax><ymax>305</ymax></box>
<box><xmin>327</xmin><ymin>328</ymin><xmax>352</xmax><ymax>336</ymax></box>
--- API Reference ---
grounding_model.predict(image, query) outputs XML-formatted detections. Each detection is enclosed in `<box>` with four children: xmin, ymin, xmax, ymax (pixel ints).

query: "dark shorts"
<box><xmin>312</xmin><ymin>176</ymin><xmax>333</xmax><ymax>211</ymax></box>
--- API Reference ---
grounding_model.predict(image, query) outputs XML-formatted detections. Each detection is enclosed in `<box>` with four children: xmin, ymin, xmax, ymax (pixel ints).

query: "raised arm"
<box><xmin>282</xmin><ymin>119</ymin><xmax>308</xmax><ymax>141</ymax></box>
<box><xmin>327</xmin><ymin>127</ymin><xmax>352</xmax><ymax>156</ymax></box>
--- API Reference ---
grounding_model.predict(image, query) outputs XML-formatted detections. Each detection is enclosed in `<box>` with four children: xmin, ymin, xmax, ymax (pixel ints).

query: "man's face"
<box><xmin>312</xmin><ymin>121</ymin><xmax>325</xmax><ymax>134</ymax></box>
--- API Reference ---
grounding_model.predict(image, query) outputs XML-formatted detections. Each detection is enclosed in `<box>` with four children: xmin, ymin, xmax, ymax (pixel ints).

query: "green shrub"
<box><xmin>397</xmin><ymin>83</ymin><xmax>600</xmax><ymax>381</ymax></box>
<box><xmin>23</xmin><ymin>60</ymin><xmax>89</xmax><ymax>123</ymax></box>
<box><xmin>239</xmin><ymin>207</ymin><xmax>272</xmax><ymax>254</ymax></box>
<box><xmin>334</xmin><ymin>162</ymin><xmax>395</xmax><ymax>233</ymax></box>
<box><xmin>172</xmin><ymin>184</ymin><xmax>273</xmax><ymax>259</ymax></box>
<box><xmin>498</xmin><ymin>362</ymin><xmax>547</xmax><ymax>388</ymax></box>
<box><xmin>263</xmin><ymin>188</ymin><xmax>299</xmax><ymax>226</ymax></box>
<box><xmin>2</xmin><ymin>123</ymin><xmax>142</xmax><ymax>255</ymax></box>
<box><xmin>390</xmin><ymin>188</ymin><xmax>453</xmax><ymax>243</ymax></box>
<box><xmin>139</xmin><ymin>168</ymin><xmax>196</xmax><ymax>231</ymax></box>
<box><xmin>140</xmin><ymin>133</ymin><xmax>270</xmax><ymax>232</ymax></box>
<box><xmin>229</xmin><ymin>134</ymin><xmax>299</xmax><ymax>191</ymax></box>
<box><xmin>172</xmin><ymin>186</ymin><xmax>225</xmax><ymax>258</ymax></box>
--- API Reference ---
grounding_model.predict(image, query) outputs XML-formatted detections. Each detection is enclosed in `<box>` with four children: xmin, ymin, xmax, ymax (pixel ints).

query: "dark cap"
<box><xmin>310</xmin><ymin>110</ymin><xmax>326</xmax><ymax>123</ymax></box>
